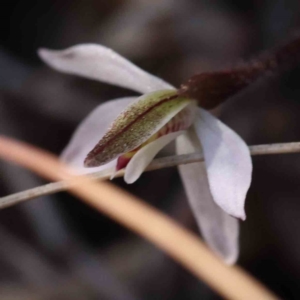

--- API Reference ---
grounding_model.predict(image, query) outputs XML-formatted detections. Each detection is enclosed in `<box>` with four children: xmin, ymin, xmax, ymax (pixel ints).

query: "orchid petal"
<box><xmin>84</xmin><ymin>90</ymin><xmax>192</xmax><ymax>167</ymax></box>
<box><xmin>38</xmin><ymin>44</ymin><xmax>174</xmax><ymax>94</ymax></box>
<box><xmin>61</xmin><ymin>97</ymin><xmax>136</xmax><ymax>173</ymax></box>
<box><xmin>194</xmin><ymin>108</ymin><xmax>252</xmax><ymax>220</ymax></box>
<box><xmin>176</xmin><ymin>130</ymin><xmax>239</xmax><ymax>264</ymax></box>
<box><xmin>125</xmin><ymin>131</ymin><xmax>184</xmax><ymax>184</ymax></box>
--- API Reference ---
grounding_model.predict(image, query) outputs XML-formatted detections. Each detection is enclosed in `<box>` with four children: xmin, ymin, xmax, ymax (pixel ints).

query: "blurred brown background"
<box><xmin>1</xmin><ymin>0</ymin><xmax>300</xmax><ymax>299</ymax></box>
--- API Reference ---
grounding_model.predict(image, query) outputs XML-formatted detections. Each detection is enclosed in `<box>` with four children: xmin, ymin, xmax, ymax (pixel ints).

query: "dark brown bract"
<box><xmin>179</xmin><ymin>35</ymin><xmax>300</xmax><ymax>109</ymax></box>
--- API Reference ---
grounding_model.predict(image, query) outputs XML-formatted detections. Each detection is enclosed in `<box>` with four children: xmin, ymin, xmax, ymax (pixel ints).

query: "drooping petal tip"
<box><xmin>194</xmin><ymin>108</ymin><xmax>252</xmax><ymax>221</ymax></box>
<box><xmin>235</xmin><ymin>211</ymin><xmax>246</xmax><ymax>222</ymax></box>
<box><xmin>176</xmin><ymin>131</ymin><xmax>240</xmax><ymax>263</ymax></box>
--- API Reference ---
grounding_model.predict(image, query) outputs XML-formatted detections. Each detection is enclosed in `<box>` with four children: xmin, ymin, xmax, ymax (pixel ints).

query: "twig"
<box><xmin>0</xmin><ymin>136</ymin><xmax>279</xmax><ymax>300</ymax></box>
<box><xmin>1</xmin><ymin>141</ymin><xmax>300</xmax><ymax>210</ymax></box>
<box><xmin>248</xmin><ymin>142</ymin><xmax>300</xmax><ymax>155</ymax></box>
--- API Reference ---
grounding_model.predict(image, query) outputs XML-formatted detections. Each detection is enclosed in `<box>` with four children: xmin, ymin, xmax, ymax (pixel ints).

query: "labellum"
<box><xmin>84</xmin><ymin>90</ymin><xmax>193</xmax><ymax>167</ymax></box>
<box><xmin>116</xmin><ymin>104</ymin><xmax>195</xmax><ymax>170</ymax></box>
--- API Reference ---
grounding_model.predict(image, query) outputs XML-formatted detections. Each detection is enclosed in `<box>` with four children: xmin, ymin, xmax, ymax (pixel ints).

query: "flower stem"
<box><xmin>0</xmin><ymin>141</ymin><xmax>300</xmax><ymax>209</ymax></box>
<box><xmin>179</xmin><ymin>35</ymin><xmax>300</xmax><ymax>109</ymax></box>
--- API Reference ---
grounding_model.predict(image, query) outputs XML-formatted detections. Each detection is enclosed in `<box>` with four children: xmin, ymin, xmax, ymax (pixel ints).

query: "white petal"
<box><xmin>194</xmin><ymin>108</ymin><xmax>252</xmax><ymax>220</ymax></box>
<box><xmin>38</xmin><ymin>44</ymin><xmax>174</xmax><ymax>94</ymax></box>
<box><xmin>176</xmin><ymin>130</ymin><xmax>239</xmax><ymax>264</ymax></box>
<box><xmin>61</xmin><ymin>97</ymin><xmax>136</xmax><ymax>174</ymax></box>
<box><xmin>124</xmin><ymin>131</ymin><xmax>184</xmax><ymax>184</ymax></box>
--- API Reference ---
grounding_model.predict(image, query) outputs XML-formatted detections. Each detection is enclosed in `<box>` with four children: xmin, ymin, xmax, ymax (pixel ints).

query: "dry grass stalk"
<box><xmin>1</xmin><ymin>141</ymin><xmax>300</xmax><ymax>210</ymax></box>
<box><xmin>0</xmin><ymin>136</ymin><xmax>279</xmax><ymax>300</ymax></box>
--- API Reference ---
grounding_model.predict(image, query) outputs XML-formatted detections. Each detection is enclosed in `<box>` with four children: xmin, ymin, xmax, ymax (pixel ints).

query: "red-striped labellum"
<box><xmin>116</xmin><ymin>105</ymin><xmax>195</xmax><ymax>170</ymax></box>
<box><xmin>84</xmin><ymin>90</ymin><xmax>194</xmax><ymax>167</ymax></box>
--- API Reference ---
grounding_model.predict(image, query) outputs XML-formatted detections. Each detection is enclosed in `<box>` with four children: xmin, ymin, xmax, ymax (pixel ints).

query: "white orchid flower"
<box><xmin>38</xmin><ymin>44</ymin><xmax>252</xmax><ymax>264</ymax></box>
